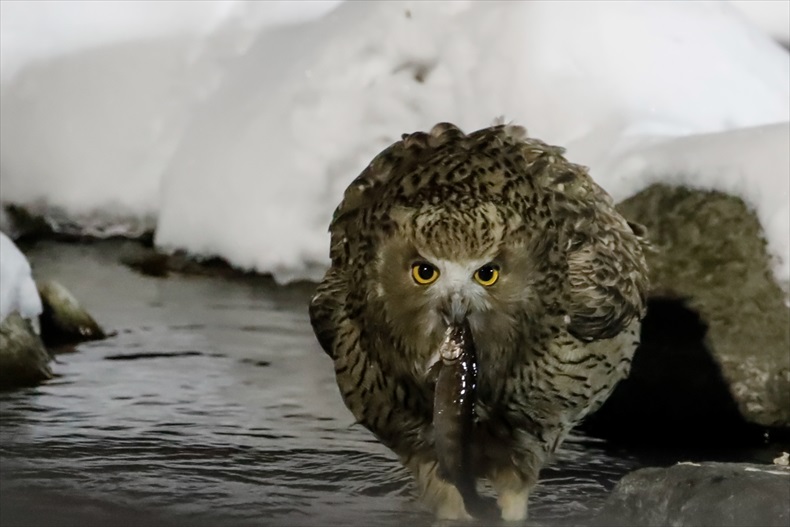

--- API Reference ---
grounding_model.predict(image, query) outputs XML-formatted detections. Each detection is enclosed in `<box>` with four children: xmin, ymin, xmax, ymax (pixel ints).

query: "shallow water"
<box><xmin>1</xmin><ymin>242</ymin><xmax>644</xmax><ymax>527</ymax></box>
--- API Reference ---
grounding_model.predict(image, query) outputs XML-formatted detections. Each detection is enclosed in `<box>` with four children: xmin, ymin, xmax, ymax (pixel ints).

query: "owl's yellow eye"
<box><xmin>411</xmin><ymin>262</ymin><xmax>439</xmax><ymax>285</ymax></box>
<box><xmin>474</xmin><ymin>264</ymin><xmax>499</xmax><ymax>286</ymax></box>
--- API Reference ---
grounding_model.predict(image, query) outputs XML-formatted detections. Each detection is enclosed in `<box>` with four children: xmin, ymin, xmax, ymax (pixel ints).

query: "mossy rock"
<box><xmin>617</xmin><ymin>184</ymin><xmax>790</xmax><ymax>428</ymax></box>
<box><xmin>38</xmin><ymin>280</ymin><xmax>105</xmax><ymax>347</ymax></box>
<box><xmin>0</xmin><ymin>313</ymin><xmax>52</xmax><ymax>389</ymax></box>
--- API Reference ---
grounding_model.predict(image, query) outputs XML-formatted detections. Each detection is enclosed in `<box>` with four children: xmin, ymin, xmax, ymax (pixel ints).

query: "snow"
<box><xmin>0</xmin><ymin>1</ymin><xmax>343</xmax><ymax>83</ymax></box>
<box><xmin>0</xmin><ymin>0</ymin><xmax>340</xmax><ymax>223</ymax></box>
<box><xmin>603</xmin><ymin>122</ymin><xmax>790</xmax><ymax>294</ymax></box>
<box><xmin>0</xmin><ymin>232</ymin><xmax>43</xmax><ymax>325</ymax></box>
<box><xmin>730</xmin><ymin>1</ymin><xmax>790</xmax><ymax>44</ymax></box>
<box><xmin>0</xmin><ymin>1</ymin><xmax>788</xmax><ymax>291</ymax></box>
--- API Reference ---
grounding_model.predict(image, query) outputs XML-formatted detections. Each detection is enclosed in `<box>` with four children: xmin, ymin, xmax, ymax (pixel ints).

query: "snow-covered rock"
<box><xmin>730</xmin><ymin>0</ymin><xmax>790</xmax><ymax>44</ymax></box>
<box><xmin>0</xmin><ymin>232</ymin><xmax>42</xmax><ymax>324</ymax></box>
<box><xmin>605</xmin><ymin>122</ymin><xmax>790</xmax><ymax>294</ymax></box>
<box><xmin>0</xmin><ymin>232</ymin><xmax>49</xmax><ymax>388</ymax></box>
<box><xmin>0</xmin><ymin>1</ymin><xmax>788</xmax><ymax>288</ymax></box>
<box><xmin>155</xmin><ymin>1</ymin><xmax>790</xmax><ymax>284</ymax></box>
<box><xmin>0</xmin><ymin>0</ymin><xmax>340</xmax><ymax>228</ymax></box>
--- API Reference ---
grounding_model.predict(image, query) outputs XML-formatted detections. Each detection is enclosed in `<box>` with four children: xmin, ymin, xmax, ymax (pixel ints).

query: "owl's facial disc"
<box><xmin>418</xmin><ymin>258</ymin><xmax>497</xmax><ymax>325</ymax></box>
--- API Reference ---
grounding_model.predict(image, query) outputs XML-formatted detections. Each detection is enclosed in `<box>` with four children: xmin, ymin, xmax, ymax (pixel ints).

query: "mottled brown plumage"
<box><xmin>309</xmin><ymin>122</ymin><xmax>649</xmax><ymax>520</ymax></box>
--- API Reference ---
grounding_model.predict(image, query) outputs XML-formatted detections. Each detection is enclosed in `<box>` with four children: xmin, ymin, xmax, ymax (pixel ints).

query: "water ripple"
<box><xmin>1</xmin><ymin>242</ymin><xmax>646</xmax><ymax>527</ymax></box>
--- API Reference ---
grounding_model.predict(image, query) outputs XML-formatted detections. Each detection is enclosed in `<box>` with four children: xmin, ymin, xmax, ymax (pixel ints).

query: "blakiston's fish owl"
<box><xmin>310</xmin><ymin>122</ymin><xmax>649</xmax><ymax>521</ymax></box>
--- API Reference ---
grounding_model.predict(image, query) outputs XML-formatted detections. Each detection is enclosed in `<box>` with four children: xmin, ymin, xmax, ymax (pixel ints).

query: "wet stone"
<box><xmin>38</xmin><ymin>280</ymin><xmax>105</xmax><ymax>347</ymax></box>
<box><xmin>0</xmin><ymin>313</ymin><xmax>52</xmax><ymax>389</ymax></box>
<box><xmin>595</xmin><ymin>462</ymin><xmax>790</xmax><ymax>527</ymax></box>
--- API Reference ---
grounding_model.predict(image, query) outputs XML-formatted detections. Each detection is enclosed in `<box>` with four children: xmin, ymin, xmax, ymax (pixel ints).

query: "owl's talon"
<box><xmin>497</xmin><ymin>490</ymin><xmax>529</xmax><ymax>522</ymax></box>
<box><xmin>435</xmin><ymin>502</ymin><xmax>472</xmax><ymax>521</ymax></box>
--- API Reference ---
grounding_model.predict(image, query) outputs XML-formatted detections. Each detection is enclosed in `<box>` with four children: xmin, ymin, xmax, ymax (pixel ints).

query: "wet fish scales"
<box><xmin>433</xmin><ymin>321</ymin><xmax>496</xmax><ymax>519</ymax></box>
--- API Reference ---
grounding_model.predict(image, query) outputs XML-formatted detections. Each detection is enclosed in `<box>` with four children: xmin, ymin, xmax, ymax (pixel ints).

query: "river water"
<box><xmin>0</xmin><ymin>241</ymin><xmax>644</xmax><ymax>527</ymax></box>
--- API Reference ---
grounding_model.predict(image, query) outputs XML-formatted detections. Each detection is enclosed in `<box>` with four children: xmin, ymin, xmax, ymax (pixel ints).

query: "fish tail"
<box><xmin>457</xmin><ymin>480</ymin><xmax>498</xmax><ymax>519</ymax></box>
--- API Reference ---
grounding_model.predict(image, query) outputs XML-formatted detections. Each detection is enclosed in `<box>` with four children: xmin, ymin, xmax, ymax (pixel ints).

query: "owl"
<box><xmin>309</xmin><ymin>122</ymin><xmax>649</xmax><ymax>521</ymax></box>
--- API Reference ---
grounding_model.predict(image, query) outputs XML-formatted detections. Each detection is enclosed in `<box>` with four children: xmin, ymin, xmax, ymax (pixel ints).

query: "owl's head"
<box><xmin>371</xmin><ymin>201</ymin><xmax>541</xmax><ymax>372</ymax></box>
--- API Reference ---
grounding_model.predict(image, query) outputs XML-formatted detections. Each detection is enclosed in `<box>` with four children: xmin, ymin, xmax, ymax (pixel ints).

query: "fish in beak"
<box><xmin>432</xmin><ymin>318</ymin><xmax>497</xmax><ymax>519</ymax></box>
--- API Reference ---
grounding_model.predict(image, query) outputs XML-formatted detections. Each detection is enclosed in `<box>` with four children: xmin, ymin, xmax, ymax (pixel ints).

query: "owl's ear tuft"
<box><xmin>627</xmin><ymin>221</ymin><xmax>647</xmax><ymax>237</ymax></box>
<box><xmin>429</xmin><ymin>122</ymin><xmax>465</xmax><ymax>137</ymax></box>
<box><xmin>332</xmin><ymin>183</ymin><xmax>366</xmax><ymax>226</ymax></box>
<box><xmin>428</xmin><ymin>122</ymin><xmax>466</xmax><ymax>147</ymax></box>
<box><xmin>401</xmin><ymin>132</ymin><xmax>432</xmax><ymax>149</ymax></box>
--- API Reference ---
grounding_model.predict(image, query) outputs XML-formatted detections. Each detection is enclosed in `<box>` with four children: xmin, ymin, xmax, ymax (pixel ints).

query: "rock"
<box><xmin>0</xmin><ymin>313</ymin><xmax>52</xmax><ymax>388</ymax></box>
<box><xmin>119</xmin><ymin>244</ymin><xmax>170</xmax><ymax>278</ymax></box>
<box><xmin>595</xmin><ymin>462</ymin><xmax>790</xmax><ymax>527</ymax></box>
<box><xmin>2</xmin><ymin>203</ymin><xmax>155</xmax><ymax>243</ymax></box>
<box><xmin>581</xmin><ymin>296</ymin><xmax>762</xmax><ymax>446</ymax></box>
<box><xmin>0</xmin><ymin>232</ymin><xmax>43</xmax><ymax>323</ymax></box>
<box><xmin>38</xmin><ymin>280</ymin><xmax>105</xmax><ymax>347</ymax></box>
<box><xmin>600</xmin><ymin>185</ymin><xmax>789</xmax><ymax>433</ymax></box>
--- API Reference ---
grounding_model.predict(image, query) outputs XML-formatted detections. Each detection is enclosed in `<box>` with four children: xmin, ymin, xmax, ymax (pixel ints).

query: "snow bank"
<box><xmin>0</xmin><ymin>1</ymin><xmax>788</xmax><ymax>288</ymax></box>
<box><xmin>0</xmin><ymin>1</ymin><xmax>340</xmax><ymax>224</ymax></box>
<box><xmin>0</xmin><ymin>1</ymin><xmax>342</xmax><ymax>83</ymax></box>
<box><xmin>0</xmin><ymin>233</ymin><xmax>42</xmax><ymax>324</ymax></box>
<box><xmin>156</xmin><ymin>1</ymin><xmax>790</xmax><ymax>283</ymax></box>
<box><xmin>730</xmin><ymin>0</ymin><xmax>790</xmax><ymax>44</ymax></box>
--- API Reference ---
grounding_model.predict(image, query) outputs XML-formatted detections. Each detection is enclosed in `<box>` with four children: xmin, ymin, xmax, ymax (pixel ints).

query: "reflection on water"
<box><xmin>0</xmin><ymin>242</ymin><xmax>642</xmax><ymax>527</ymax></box>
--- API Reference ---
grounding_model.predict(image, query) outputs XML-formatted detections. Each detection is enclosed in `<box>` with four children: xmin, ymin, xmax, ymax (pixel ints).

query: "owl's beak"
<box><xmin>441</xmin><ymin>292</ymin><xmax>469</xmax><ymax>326</ymax></box>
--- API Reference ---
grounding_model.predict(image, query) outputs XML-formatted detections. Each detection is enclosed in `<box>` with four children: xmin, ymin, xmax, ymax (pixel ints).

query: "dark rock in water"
<box><xmin>119</xmin><ymin>245</ymin><xmax>171</xmax><ymax>277</ymax></box>
<box><xmin>1</xmin><ymin>204</ymin><xmax>54</xmax><ymax>241</ymax></box>
<box><xmin>2</xmin><ymin>203</ymin><xmax>155</xmax><ymax>244</ymax></box>
<box><xmin>0</xmin><ymin>313</ymin><xmax>52</xmax><ymax>389</ymax></box>
<box><xmin>118</xmin><ymin>240</ymin><xmax>253</xmax><ymax>279</ymax></box>
<box><xmin>38</xmin><ymin>280</ymin><xmax>105</xmax><ymax>347</ymax></box>
<box><xmin>592</xmin><ymin>185</ymin><xmax>790</xmax><ymax>440</ymax></box>
<box><xmin>595</xmin><ymin>461</ymin><xmax>790</xmax><ymax>527</ymax></box>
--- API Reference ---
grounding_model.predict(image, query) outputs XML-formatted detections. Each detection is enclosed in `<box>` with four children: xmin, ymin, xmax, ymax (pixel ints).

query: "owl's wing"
<box><xmin>563</xmin><ymin>200</ymin><xmax>649</xmax><ymax>342</ymax></box>
<box><xmin>315</xmin><ymin>126</ymin><xmax>459</xmax><ymax>355</ymax></box>
<box><xmin>309</xmin><ymin>265</ymin><xmax>432</xmax><ymax>454</ymax></box>
<box><xmin>533</xmin><ymin>161</ymin><xmax>649</xmax><ymax>343</ymax></box>
<box><xmin>316</xmin><ymin>142</ymin><xmax>419</xmax><ymax>350</ymax></box>
<box><xmin>309</xmin><ymin>267</ymin><xmax>345</xmax><ymax>358</ymax></box>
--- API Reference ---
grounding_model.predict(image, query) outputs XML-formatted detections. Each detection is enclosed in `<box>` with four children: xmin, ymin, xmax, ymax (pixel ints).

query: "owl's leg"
<box><xmin>474</xmin><ymin>424</ymin><xmax>540</xmax><ymax>521</ymax></box>
<box><xmin>405</xmin><ymin>457</ymin><xmax>471</xmax><ymax>520</ymax></box>
<box><xmin>489</xmin><ymin>466</ymin><xmax>533</xmax><ymax>521</ymax></box>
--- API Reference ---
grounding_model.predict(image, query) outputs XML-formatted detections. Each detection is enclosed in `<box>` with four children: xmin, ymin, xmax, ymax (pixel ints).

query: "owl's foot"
<box><xmin>435</xmin><ymin>498</ymin><xmax>472</xmax><ymax>521</ymax></box>
<box><xmin>490</xmin><ymin>465</ymin><xmax>533</xmax><ymax>522</ymax></box>
<box><xmin>497</xmin><ymin>489</ymin><xmax>528</xmax><ymax>522</ymax></box>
